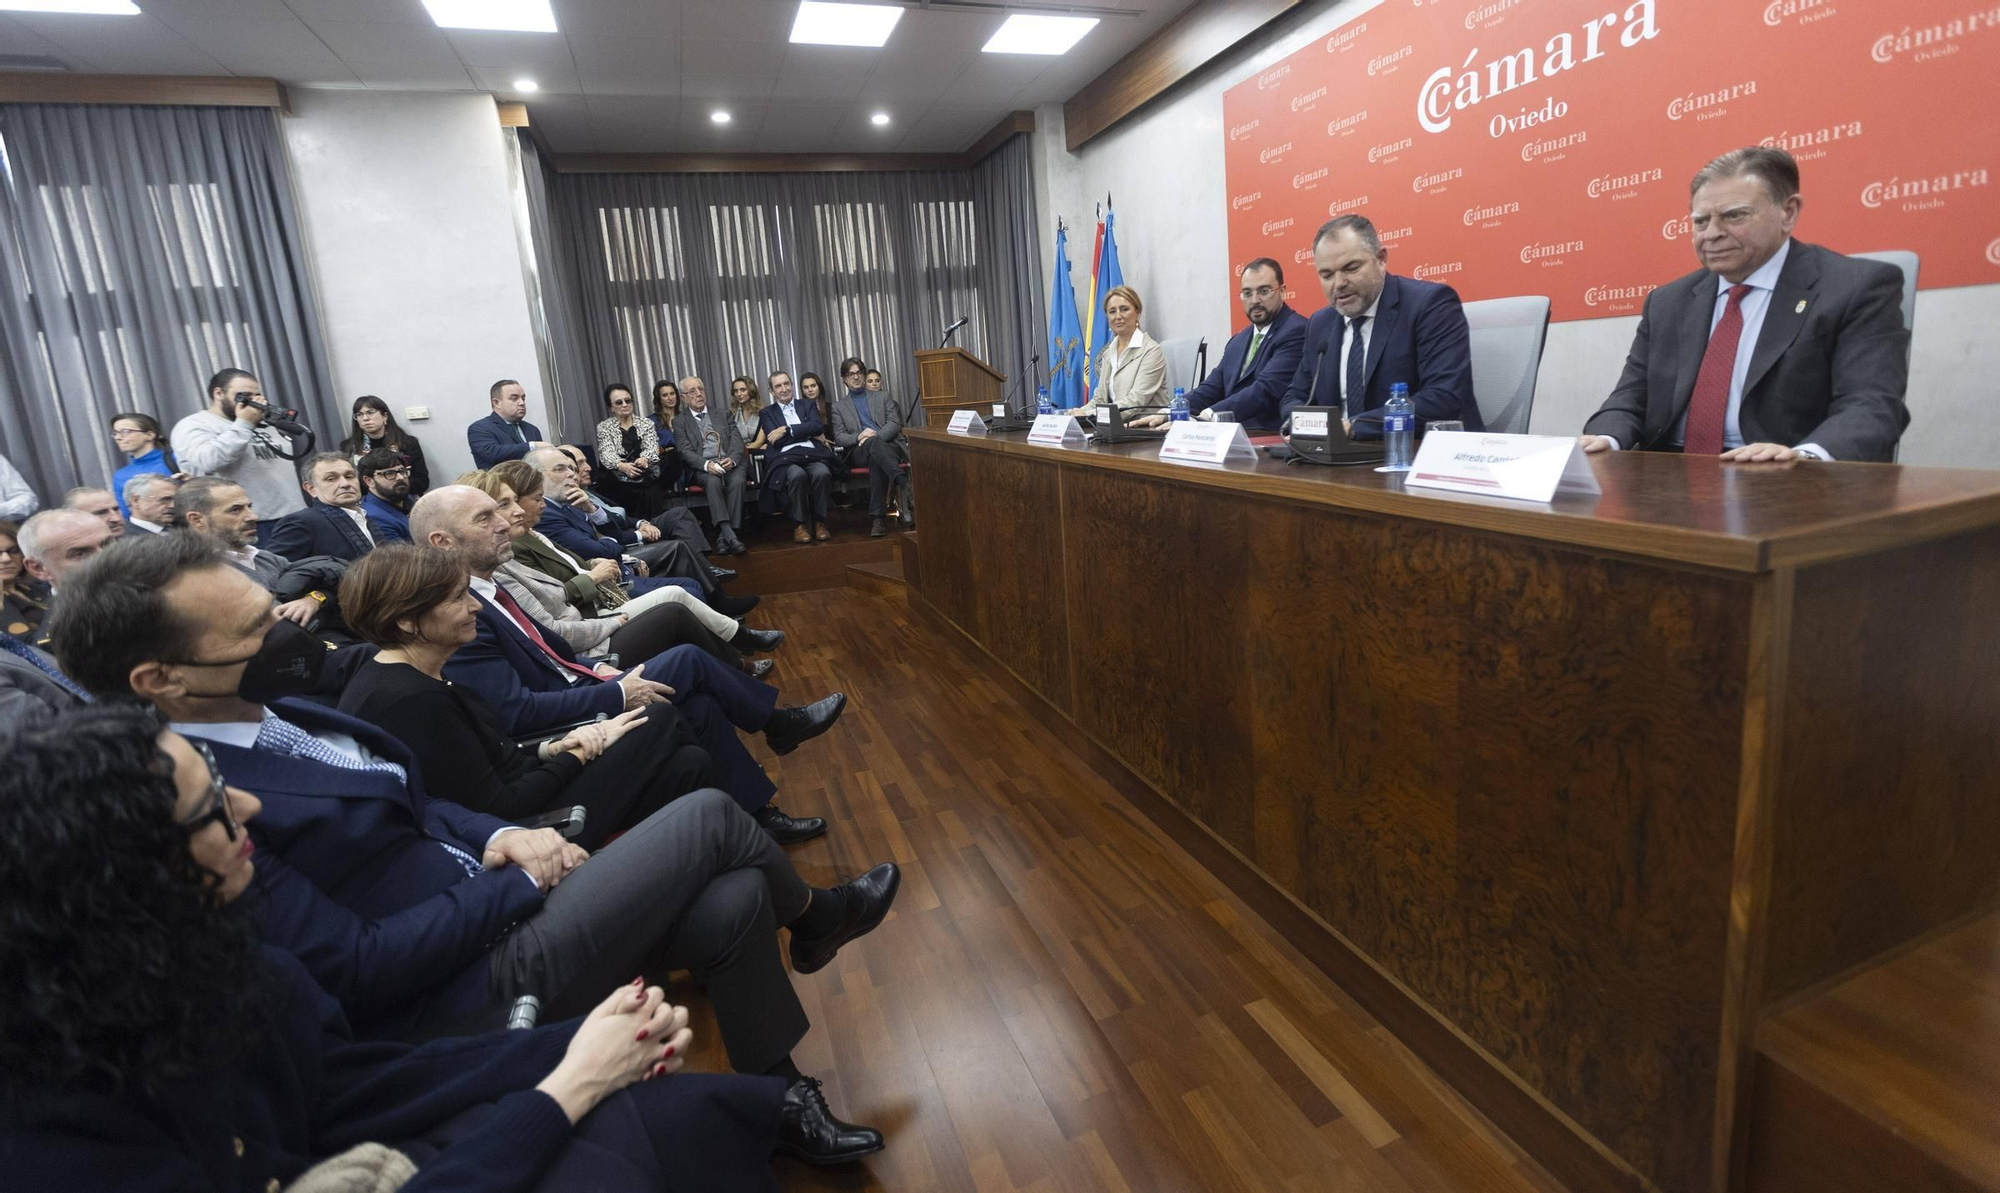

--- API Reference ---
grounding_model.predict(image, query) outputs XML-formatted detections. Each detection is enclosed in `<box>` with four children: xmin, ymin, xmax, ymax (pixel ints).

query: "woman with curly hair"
<box><xmin>0</xmin><ymin>704</ymin><xmax>797</xmax><ymax>1191</ymax></box>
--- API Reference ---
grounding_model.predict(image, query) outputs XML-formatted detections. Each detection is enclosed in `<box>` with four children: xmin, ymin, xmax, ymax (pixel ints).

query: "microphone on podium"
<box><xmin>939</xmin><ymin>315</ymin><xmax>971</xmax><ymax>348</ymax></box>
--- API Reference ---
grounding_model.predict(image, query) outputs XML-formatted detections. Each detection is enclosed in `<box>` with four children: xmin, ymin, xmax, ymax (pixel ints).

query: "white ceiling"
<box><xmin>0</xmin><ymin>0</ymin><xmax>1196</xmax><ymax>153</ymax></box>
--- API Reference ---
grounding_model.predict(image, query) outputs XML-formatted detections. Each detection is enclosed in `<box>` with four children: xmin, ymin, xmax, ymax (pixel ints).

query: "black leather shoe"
<box><xmin>764</xmin><ymin>692</ymin><xmax>846</xmax><ymax>756</ymax></box>
<box><xmin>708</xmin><ymin>565</ymin><xmax>739</xmax><ymax>584</ymax></box>
<box><xmin>744</xmin><ymin>657</ymin><xmax>776</xmax><ymax>681</ymax></box>
<box><xmin>731</xmin><ymin>625</ymin><xmax>786</xmax><ymax>653</ymax></box>
<box><xmin>869</xmin><ymin>517</ymin><xmax>889</xmax><ymax>538</ymax></box>
<box><xmin>790</xmin><ymin>862</ymin><xmax>899</xmax><ymax>975</ymax></box>
<box><xmin>897</xmin><ymin>508</ymin><xmax>914</xmax><ymax>529</ymax></box>
<box><xmin>719</xmin><ymin>534</ymin><xmax>748</xmax><ymax>556</ymax></box>
<box><xmin>710</xmin><ymin>592</ymin><xmax>761</xmax><ymax>618</ymax></box>
<box><xmin>755</xmin><ymin>803</ymin><xmax>826</xmax><ymax>845</ymax></box>
<box><xmin>774</xmin><ymin>1076</ymin><xmax>884</xmax><ymax>1165</ymax></box>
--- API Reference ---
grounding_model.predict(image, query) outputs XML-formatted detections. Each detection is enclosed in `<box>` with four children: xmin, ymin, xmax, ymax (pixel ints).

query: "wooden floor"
<box><xmin>675</xmin><ymin>587</ymin><xmax>1570</xmax><ymax>1193</ymax></box>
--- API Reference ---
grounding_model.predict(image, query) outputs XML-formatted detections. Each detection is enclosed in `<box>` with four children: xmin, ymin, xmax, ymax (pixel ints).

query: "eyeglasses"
<box><xmin>1239</xmin><ymin>286</ymin><xmax>1279</xmax><ymax>301</ymax></box>
<box><xmin>111</xmin><ymin>426</ymin><xmax>150</xmax><ymax>437</ymax></box>
<box><xmin>177</xmin><ymin>739</ymin><xmax>242</xmax><ymax>841</ymax></box>
<box><xmin>369</xmin><ymin>467</ymin><xmax>410</xmax><ymax>480</ymax></box>
<box><xmin>0</xmin><ymin>545</ymin><xmax>20</xmax><ymax>557</ymax></box>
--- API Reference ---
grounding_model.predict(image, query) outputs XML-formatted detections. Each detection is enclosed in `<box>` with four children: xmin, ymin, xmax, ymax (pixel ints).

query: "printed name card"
<box><xmin>946</xmin><ymin>409</ymin><xmax>987</xmax><ymax>437</ymax></box>
<box><xmin>1027</xmin><ymin>414</ymin><xmax>1087</xmax><ymax>448</ymax></box>
<box><xmin>1159</xmin><ymin>420</ymin><xmax>1258</xmax><ymax>466</ymax></box>
<box><xmin>1405</xmin><ymin>431</ymin><xmax>1603</xmax><ymax>503</ymax></box>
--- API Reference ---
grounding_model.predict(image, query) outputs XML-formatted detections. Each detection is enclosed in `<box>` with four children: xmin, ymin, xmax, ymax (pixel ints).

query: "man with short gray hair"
<box><xmin>670</xmin><ymin>375</ymin><xmax>749</xmax><ymax>555</ymax></box>
<box><xmin>1581</xmin><ymin>145</ymin><xmax>1910</xmax><ymax>463</ymax></box>
<box><xmin>21</xmin><ymin>508</ymin><xmax>116</xmax><ymax>592</ymax></box>
<box><xmin>122</xmin><ymin>474</ymin><xmax>178</xmax><ymax>534</ymax></box>
<box><xmin>61</xmin><ymin>486</ymin><xmax>126</xmax><ymax>539</ymax></box>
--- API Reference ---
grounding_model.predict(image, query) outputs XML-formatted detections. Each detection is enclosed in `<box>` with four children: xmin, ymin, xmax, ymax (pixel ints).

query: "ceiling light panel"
<box><xmin>790</xmin><ymin>2</ymin><xmax>903</xmax><ymax>49</ymax></box>
<box><xmin>982</xmin><ymin>14</ymin><xmax>1099</xmax><ymax>56</ymax></box>
<box><xmin>422</xmin><ymin>0</ymin><xmax>557</xmax><ymax>34</ymax></box>
<box><xmin>0</xmin><ymin>0</ymin><xmax>141</xmax><ymax>12</ymax></box>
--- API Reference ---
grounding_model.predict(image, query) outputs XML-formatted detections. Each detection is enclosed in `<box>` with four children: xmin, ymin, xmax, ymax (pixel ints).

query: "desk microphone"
<box><xmin>1000</xmin><ymin>352</ymin><xmax>1041</xmax><ymax>416</ymax></box>
<box><xmin>939</xmin><ymin>315</ymin><xmax>970</xmax><ymax>348</ymax></box>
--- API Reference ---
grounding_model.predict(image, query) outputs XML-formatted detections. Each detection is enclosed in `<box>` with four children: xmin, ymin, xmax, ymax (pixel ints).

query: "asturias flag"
<box><xmin>1046</xmin><ymin>223</ymin><xmax>1086</xmax><ymax>411</ymax></box>
<box><xmin>1083</xmin><ymin>201</ymin><xmax>1125</xmax><ymax>397</ymax></box>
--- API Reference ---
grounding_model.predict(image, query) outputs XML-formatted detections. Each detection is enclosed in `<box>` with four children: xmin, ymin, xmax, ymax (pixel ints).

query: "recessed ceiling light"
<box><xmin>0</xmin><ymin>0</ymin><xmax>141</xmax><ymax>12</ymax></box>
<box><xmin>790</xmin><ymin>1</ymin><xmax>902</xmax><ymax>49</ymax></box>
<box><xmin>710</xmin><ymin>110</ymin><xmax>732</xmax><ymax>125</ymax></box>
<box><xmin>512</xmin><ymin>78</ymin><xmax>539</xmax><ymax>93</ymax></box>
<box><xmin>422</xmin><ymin>0</ymin><xmax>556</xmax><ymax>34</ymax></box>
<box><xmin>982</xmin><ymin>14</ymin><xmax>1099</xmax><ymax>55</ymax></box>
<box><xmin>870</xmin><ymin>112</ymin><xmax>891</xmax><ymax>126</ymax></box>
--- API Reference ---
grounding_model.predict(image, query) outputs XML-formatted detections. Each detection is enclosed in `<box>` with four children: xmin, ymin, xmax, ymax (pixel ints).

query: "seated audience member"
<box><xmin>176</xmin><ymin>476</ymin><xmax>330</xmax><ymax>629</ymax></box>
<box><xmin>650</xmin><ymin>379</ymin><xmax>687</xmax><ymax>486</ymax></box>
<box><xmin>526</xmin><ymin>448</ymin><xmax>735</xmax><ymax>611</ymax></box>
<box><xmin>62</xmin><ymin>485</ymin><xmax>127</xmax><ymax>539</ymax></box>
<box><xmin>595</xmin><ymin>382</ymin><xmax>663</xmax><ymax>513</ymax></box>
<box><xmin>829</xmin><ymin>359</ymin><xmax>913</xmax><ymax>537</ymax></box>
<box><xmin>1581</xmin><ymin>146</ymin><xmax>1909</xmax><ymax>462</ymax></box>
<box><xmin>45</xmin><ymin>537</ymin><xmax>901</xmax><ymax>1161</ymax></box>
<box><xmin>0</xmin><ymin>628</ymin><xmax>87</xmax><ymax>720</ymax></box>
<box><xmin>109</xmin><ymin>410</ymin><xmax>181</xmax><ymax>515</ymax></box>
<box><xmin>673</xmin><ymin>376</ymin><xmax>750</xmax><ymax>555</ymax></box>
<box><xmin>469</xmin><ymin>378</ymin><xmax>552</xmax><ymax>468</ymax></box>
<box><xmin>358</xmin><ymin>447</ymin><xmax>417</xmax><ymax>542</ymax></box>
<box><xmin>557</xmin><ymin>443</ymin><xmax>725</xmax><ymax>581</ymax></box>
<box><xmin>800</xmin><ymin>371</ymin><xmax>833</xmax><ymax>430</ymax></box>
<box><xmin>267</xmin><ymin>452</ymin><xmax>392</xmax><ymax>563</ymax></box>
<box><xmin>0</xmin><ymin>704</ymin><xmax>855</xmax><ymax>1187</ymax></box>
<box><xmin>468</xmin><ymin>466</ymin><xmax>778</xmax><ymax>679</ymax></box>
<box><xmin>339</xmin><ymin>545</ymin><xmax>725</xmax><ymax>849</ymax></box>
<box><xmin>0</xmin><ymin>451</ymin><xmax>36</xmax><ymax>521</ymax></box>
<box><xmin>1278</xmin><ymin>215</ymin><xmax>1480</xmax><ymax>435</ymax></box>
<box><xmin>122</xmin><ymin>473</ymin><xmax>178</xmax><ymax>534</ymax></box>
<box><xmin>1075</xmin><ymin>286</ymin><xmax>1170</xmax><ymax>423</ymax></box>
<box><xmin>729</xmin><ymin>375</ymin><xmax>769</xmax><ymax>450</ymax></box>
<box><xmin>0</xmin><ymin>520</ymin><xmax>52</xmax><ymax>637</ymax></box>
<box><xmin>414</xmin><ymin>485</ymin><xmax>844</xmax><ymax>836</ymax></box>
<box><xmin>341</xmin><ymin>394</ymin><xmax>432</xmax><ymax>495</ymax></box>
<box><xmin>171</xmin><ymin>367</ymin><xmax>307</xmax><ymax>522</ymax></box>
<box><xmin>1188</xmin><ymin>258</ymin><xmax>1307</xmax><ymax>431</ymax></box>
<box><xmin>19</xmin><ymin>508</ymin><xmax>115</xmax><ymax>623</ymax></box>
<box><xmin>761</xmin><ymin>370</ymin><xmax>838</xmax><ymax>543</ymax></box>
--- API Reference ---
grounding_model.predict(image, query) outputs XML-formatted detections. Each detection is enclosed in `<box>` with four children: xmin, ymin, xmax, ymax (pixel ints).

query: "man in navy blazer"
<box><xmin>526</xmin><ymin>447</ymin><xmax>728</xmax><ymax>607</ymax></box>
<box><xmin>1187</xmin><ymin>258</ymin><xmax>1308</xmax><ymax>431</ymax></box>
<box><xmin>468</xmin><ymin>378</ymin><xmax>552</xmax><ymax>468</ymax></box>
<box><xmin>266</xmin><ymin>453</ymin><xmax>392</xmax><ymax>563</ymax></box>
<box><xmin>1278</xmin><ymin>215</ymin><xmax>1480</xmax><ymax>437</ymax></box>
<box><xmin>357</xmin><ymin>447</ymin><xmax>414</xmax><ymax>543</ymax></box>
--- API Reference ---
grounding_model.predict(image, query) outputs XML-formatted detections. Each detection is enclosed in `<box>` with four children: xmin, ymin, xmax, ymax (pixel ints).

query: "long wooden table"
<box><xmin>905</xmin><ymin>427</ymin><xmax>2000</xmax><ymax>1193</ymax></box>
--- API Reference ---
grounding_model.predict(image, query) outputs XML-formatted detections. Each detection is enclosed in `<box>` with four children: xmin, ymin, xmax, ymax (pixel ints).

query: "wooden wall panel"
<box><xmin>1762</xmin><ymin>525</ymin><xmax>2000</xmax><ymax>1001</ymax></box>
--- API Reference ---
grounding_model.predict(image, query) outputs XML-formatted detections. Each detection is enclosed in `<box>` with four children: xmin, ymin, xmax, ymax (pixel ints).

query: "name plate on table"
<box><xmin>1406</xmin><ymin>432</ymin><xmax>1602</xmax><ymax>503</ymax></box>
<box><xmin>946</xmin><ymin>409</ymin><xmax>987</xmax><ymax>436</ymax></box>
<box><xmin>1026</xmin><ymin>414</ymin><xmax>1087</xmax><ymax>448</ymax></box>
<box><xmin>1159</xmin><ymin>421</ymin><xmax>1257</xmax><ymax>466</ymax></box>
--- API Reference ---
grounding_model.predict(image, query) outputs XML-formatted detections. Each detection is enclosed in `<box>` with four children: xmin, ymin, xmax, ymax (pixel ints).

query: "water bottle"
<box><xmin>1169</xmin><ymin>388</ymin><xmax>1190</xmax><ymax>422</ymax></box>
<box><xmin>1382</xmin><ymin>383</ymin><xmax>1415</xmax><ymax>471</ymax></box>
<box><xmin>1036</xmin><ymin>385</ymin><xmax>1053</xmax><ymax>416</ymax></box>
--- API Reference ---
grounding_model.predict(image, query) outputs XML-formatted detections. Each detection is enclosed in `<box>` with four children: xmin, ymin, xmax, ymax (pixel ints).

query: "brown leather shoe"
<box><xmin>792</xmin><ymin>524</ymin><xmax>812</xmax><ymax>544</ymax></box>
<box><xmin>814</xmin><ymin>525</ymin><xmax>832</xmax><ymax>542</ymax></box>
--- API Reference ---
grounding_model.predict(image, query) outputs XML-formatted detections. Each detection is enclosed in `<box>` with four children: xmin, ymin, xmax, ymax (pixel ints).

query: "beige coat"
<box><xmin>1092</xmin><ymin>327</ymin><xmax>1169</xmax><ymax>413</ymax></box>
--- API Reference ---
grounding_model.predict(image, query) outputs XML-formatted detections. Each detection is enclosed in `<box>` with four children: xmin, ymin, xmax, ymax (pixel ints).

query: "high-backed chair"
<box><xmin>1851</xmin><ymin>250</ymin><xmax>1919</xmax><ymax>460</ymax></box>
<box><xmin>1152</xmin><ymin>335</ymin><xmax>1206</xmax><ymax>396</ymax></box>
<box><xmin>1461</xmin><ymin>295</ymin><xmax>1551</xmax><ymax>435</ymax></box>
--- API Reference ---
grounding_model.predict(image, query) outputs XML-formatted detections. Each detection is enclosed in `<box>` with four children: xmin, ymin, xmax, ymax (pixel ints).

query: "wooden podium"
<box><xmin>913</xmin><ymin>347</ymin><xmax>1005</xmax><ymax>421</ymax></box>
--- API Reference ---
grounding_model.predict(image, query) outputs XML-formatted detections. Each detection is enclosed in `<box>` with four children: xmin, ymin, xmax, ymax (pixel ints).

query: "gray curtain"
<box><xmin>0</xmin><ymin>103</ymin><xmax>336</xmax><ymax>501</ymax></box>
<box><xmin>528</xmin><ymin>134</ymin><xmax>1043</xmax><ymax>441</ymax></box>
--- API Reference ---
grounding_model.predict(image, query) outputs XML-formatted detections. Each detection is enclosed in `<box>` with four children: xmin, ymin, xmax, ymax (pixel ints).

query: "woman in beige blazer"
<box><xmin>1080</xmin><ymin>284</ymin><xmax>1170</xmax><ymax>426</ymax></box>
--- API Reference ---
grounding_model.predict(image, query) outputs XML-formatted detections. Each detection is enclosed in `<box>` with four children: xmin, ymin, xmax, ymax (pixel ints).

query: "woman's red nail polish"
<box><xmin>663</xmin><ymin>1045</ymin><xmax>675</xmax><ymax>1058</ymax></box>
<box><xmin>631</xmin><ymin>976</ymin><xmax>644</xmax><ymax>987</ymax></box>
<box><xmin>636</xmin><ymin>1029</ymin><xmax>649</xmax><ymax>1041</ymax></box>
<box><xmin>652</xmin><ymin>1063</ymin><xmax>667</xmax><ymax>1076</ymax></box>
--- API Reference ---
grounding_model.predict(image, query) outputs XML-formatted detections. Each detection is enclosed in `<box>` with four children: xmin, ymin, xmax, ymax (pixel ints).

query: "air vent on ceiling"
<box><xmin>0</xmin><ymin>55</ymin><xmax>73</xmax><ymax>73</ymax></box>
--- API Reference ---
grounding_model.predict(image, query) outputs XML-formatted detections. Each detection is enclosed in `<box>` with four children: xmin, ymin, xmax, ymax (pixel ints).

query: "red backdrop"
<box><xmin>1222</xmin><ymin>0</ymin><xmax>2000</xmax><ymax>329</ymax></box>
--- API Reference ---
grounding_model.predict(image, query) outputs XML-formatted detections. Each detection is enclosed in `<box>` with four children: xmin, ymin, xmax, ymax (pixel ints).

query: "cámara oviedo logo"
<box><xmin>1228</xmin><ymin>119</ymin><xmax>1261</xmax><ymax>142</ymax></box>
<box><xmin>1521</xmin><ymin>130</ymin><xmax>1587</xmax><ymax>163</ymax></box>
<box><xmin>1763</xmin><ymin>0</ymin><xmax>1837</xmax><ymax>27</ymax></box>
<box><xmin>1413</xmin><ymin>262</ymin><xmax>1465</xmax><ymax>279</ymax></box>
<box><xmin>1418</xmin><ymin>0</ymin><xmax>1660</xmax><ymax>134</ymax></box>
<box><xmin>1261</xmin><ymin>218</ymin><xmax>1296</xmax><ymax>236</ymax></box>
<box><xmin>1466</xmin><ymin>0</ymin><xmax>1524</xmax><ymax>30</ymax></box>
<box><xmin>1584</xmin><ymin>282</ymin><xmax>1658</xmax><ymax>309</ymax></box>
<box><xmin>1464</xmin><ymin>201</ymin><xmax>1521</xmax><ymax>225</ymax></box>
<box><xmin>1231</xmin><ymin>192</ymin><xmax>1263</xmax><ymax>211</ymax></box>
<box><xmin>1861</xmin><ymin>168</ymin><xmax>1991</xmax><ymax>210</ymax></box>
<box><xmin>1412</xmin><ymin>167</ymin><xmax>1465</xmax><ymax>193</ymax></box>
<box><xmin>1292</xmin><ymin>167</ymin><xmax>1329</xmax><ymax>188</ymax></box>
<box><xmin>1368</xmin><ymin>45</ymin><xmax>1415</xmax><ymax>76</ymax></box>
<box><xmin>1872</xmin><ymin>9</ymin><xmax>2000</xmax><ymax>63</ymax></box>
<box><xmin>1667</xmin><ymin>80</ymin><xmax>1756</xmax><ymax>121</ymax></box>
<box><xmin>1326</xmin><ymin>110</ymin><xmax>1369</xmax><ymax>137</ymax></box>
<box><xmin>1326</xmin><ymin>21</ymin><xmax>1368</xmax><ymax>52</ymax></box>
<box><xmin>1259</xmin><ymin>142</ymin><xmax>1295</xmax><ymax>164</ymax></box>
<box><xmin>1587</xmin><ymin>167</ymin><xmax>1663</xmax><ymax>198</ymax></box>
<box><xmin>1327</xmin><ymin>194</ymin><xmax>1369</xmax><ymax>215</ymax></box>
<box><xmin>1761</xmin><ymin>121</ymin><xmax>1863</xmax><ymax>162</ymax></box>
<box><xmin>1291</xmin><ymin>86</ymin><xmax>1329</xmax><ymax>112</ymax></box>
<box><xmin>1520</xmin><ymin>239</ymin><xmax>1584</xmax><ymax>264</ymax></box>
<box><xmin>1368</xmin><ymin>137</ymin><xmax>1414</xmax><ymax>162</ymax></box>
<box><xmin>1986</xmin><ymin>237</ymin><xmax>2000</xmax><ymax>266</ymax></box>
<box><xmin>1661</xmin><ymin>215</ymin><xmax>1692</xmax><ymax>240</ymax></box>
<box><xmin>1256</xmin><ymin>64</ymin><xmax>1291</xmax><ymax>90</ymax></box>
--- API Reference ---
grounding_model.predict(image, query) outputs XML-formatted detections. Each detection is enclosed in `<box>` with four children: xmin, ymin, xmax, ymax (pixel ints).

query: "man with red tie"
<box><xmin>1580</xmin><ymin>146</ymin><xmax>1910</xmax><ymax>463</ymax></box>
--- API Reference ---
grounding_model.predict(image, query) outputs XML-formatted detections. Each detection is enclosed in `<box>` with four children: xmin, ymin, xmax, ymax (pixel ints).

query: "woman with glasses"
<box><xmin>340</xmin><ymin>395</ymin><xmax>432</xmax><ymax>496</ymax></box>
<box><xmin>0</xmin><ymin>704</ymin><xmax>794</xmax><ymax>1192</ymax></box>
<box><xmin>595</xmin><ymin>382</ymin><xmax>662</xmax><ymax>514</ymax></box>
<box><xmin>108</xmin><ymin>411</ymin><xmax>183</xmax><ymax>517</ymax></box>
<box><xmin>0</xmin><ymin>519</ymin><xmax>50</xmax><ymax>637</ymax></box>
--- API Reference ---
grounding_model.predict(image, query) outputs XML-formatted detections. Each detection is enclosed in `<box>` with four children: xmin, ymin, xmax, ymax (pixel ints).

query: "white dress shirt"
<box><xmin>339</xmin><ymin>504</ymin><xmax>375</xmax><ymax>545</ymax></box>
<box><xmin>775</xmin><ymin>399</ymin><xmax>808</xmax><ymax>453</ymax></box>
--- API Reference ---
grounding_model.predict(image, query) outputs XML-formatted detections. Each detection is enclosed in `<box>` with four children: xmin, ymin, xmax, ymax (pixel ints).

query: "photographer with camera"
<box><xmin>171</xmin><ymin>367</ymin><xmax>310</xmax><ymax>534</ymax></box>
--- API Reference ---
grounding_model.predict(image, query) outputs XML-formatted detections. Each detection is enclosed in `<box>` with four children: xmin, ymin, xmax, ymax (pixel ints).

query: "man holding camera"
<box><xmin>171</xmin><ymin>367</ymin><xmax>307</xmax><ymax>529</ymax></box>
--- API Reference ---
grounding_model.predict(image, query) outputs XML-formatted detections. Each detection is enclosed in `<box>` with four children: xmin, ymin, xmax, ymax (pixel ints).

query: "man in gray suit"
<box><xmin>827</xmin><ymin>357</ymin><xmax>913</xmax><ymax>538</ymax></box>
<box><xmin>176</xmin><ymin>477</ymin><xmax>324</xmax><ymax>627</ymax></box>
<box><xmin>1582</xmin><ymin>146</ymin><xmax>1910</xmax><ymax>463</ymax></box>
<box><xmin>671</xmin><ymin>375</ymin><xmax>749</xmax><ymax>555</ymax></box>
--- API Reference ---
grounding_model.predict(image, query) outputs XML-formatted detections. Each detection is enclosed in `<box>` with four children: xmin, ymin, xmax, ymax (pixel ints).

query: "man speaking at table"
<box><xmin>1580</xmin><ymin>146</ymin><xmax>1910</xmax><ymax>463</ymax></box>
<box><xmin>1277</xmin><ymin>215</ymin><xmax>1479</xmax><ymax>435</ymax></box>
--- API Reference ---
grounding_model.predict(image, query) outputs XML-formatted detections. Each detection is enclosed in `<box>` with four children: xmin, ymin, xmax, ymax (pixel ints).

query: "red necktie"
<box><xmin>489</xmin><ymin>587</ymin><xmax>604</xmax><ymax>683</ymax></box>
<box><xmin>1682</xmin><ymin>283</ymin><xmax>1753</xmax><ymax>455</ymax></box>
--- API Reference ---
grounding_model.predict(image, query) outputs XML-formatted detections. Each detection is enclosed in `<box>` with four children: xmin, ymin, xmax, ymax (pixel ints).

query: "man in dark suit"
<box><xmin>468</xmin><ymin>378</ymin><xmax>553</xmax><ymax>468</ymax></box>
<box><xmin>121</xmin><ymin>473</ymin><xmax>178</xmax><ymax>535</ymax></box>
<box><xmin>357</xmin><ymin>447</ymin><xmax>415</xmax><ymax>543</ymax></box>
<box><xmin>1582</xmin><ymin>146</ymin><xmax>1910</xmax><ymax>462</ymax></box>
<box><xmin>555</xmin><ymin>442</ymin><xmax>724</xmax><ymax>575</ymax></box>
<box><xmin>1189</xmin><ymin>258</ymin><xmax>1308</xmax><ymax>432</ymax></box>
<box><xmin>1278</xmin><ymin>215</ymin><xmax>1480</xmax><ymax>436</ymax></box>
<box><xmin>0</xmin><ymin>629</ymin><xmax>88</xmax><ymax>720</ymax></box>
<box><xmin>266</xmin><ymin>453</ymin><xmax>391</xmax><ymax>563</ymax></box>
<box><xmin>177</xmin><ymin>476</ymin><xmax>329</xmax><ymax>628</ymax></box>
<box><xmin>45</xmin><ymin>531</ymin><xmax>899</xmax><ymax>1161</ymax></box>
<box><xmin>671</xmin><ymin>376</ymin><xmax>750</xmax><ymax>555</ymax></box>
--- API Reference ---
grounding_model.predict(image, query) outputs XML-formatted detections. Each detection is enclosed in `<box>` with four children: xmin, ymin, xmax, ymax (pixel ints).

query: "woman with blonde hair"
<box><xmin>1076</xmin><ymin>284</ymin><xmax>1170</xmax><ymax>426</ymax></box>
<box><xmin>728</xmin><ymin>375</ymin><xmax>768</xmax><ymax>450</ymax></box>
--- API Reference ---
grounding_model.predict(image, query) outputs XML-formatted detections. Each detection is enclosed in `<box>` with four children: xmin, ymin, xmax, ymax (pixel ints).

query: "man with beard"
<box><xmin>358</xmin><ymin>448</ymin><xmax>416</xmax><ymax>543</ymax></box>
<box><xmin>1187</xmin><ymin>258</ymin><xmax>1307</xmax><ymax>432</ymax></box>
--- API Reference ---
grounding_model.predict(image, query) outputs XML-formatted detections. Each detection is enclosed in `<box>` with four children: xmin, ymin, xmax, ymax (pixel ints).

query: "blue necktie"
<box><xmin>1</xmin><ymin>632</ymin><xmax>89</xmax><ymax>701</ymax></box>
<box><xmin>512</xmin><ymin>420</ymin><xmax>527</xmax><ymax>444</ymax></box>
<box><xmin>1344</xmin><ymin>315</ymin><xmax>1369</xmax><ymax>418</ymax></box>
